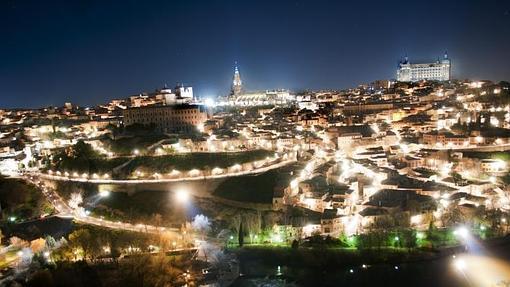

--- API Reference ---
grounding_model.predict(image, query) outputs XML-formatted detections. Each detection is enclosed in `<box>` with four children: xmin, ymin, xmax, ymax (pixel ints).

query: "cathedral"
<box><xmin>231</xmin><ymin>63</ymin><xmax>243</xmax><ymax>96</ymax></box>
<box><xmin>219</xmin><ymin>63</ymin><xmax>292</xmax><ymax>106</ymax></box>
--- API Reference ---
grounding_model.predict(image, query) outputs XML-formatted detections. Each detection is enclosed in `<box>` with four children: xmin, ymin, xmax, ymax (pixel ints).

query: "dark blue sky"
<box><xmin>1</xmin><ymin>0</ymin><xmax>509</xmax><ymax>108</ymax></box>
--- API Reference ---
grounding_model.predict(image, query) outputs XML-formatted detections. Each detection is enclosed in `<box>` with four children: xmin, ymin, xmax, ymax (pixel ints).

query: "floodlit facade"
<box><xmin>231</xmin><ymin>64</ymin><xmax>243</xmax><ymax>96</ymax></box>
<box><xmin>222</xmin><ymin>90</ymin><xmax>293</xmax><ymax>106</ymax></box>
<box><xmin>220</xmin><ymin>63</ymin><xmax>294</xmax><ymax>106</ymax></box>
<box><xmin>122</xmin><ymin>104</ymin><xmax>207</xmax><ymax>133</ymax></box>
<box><xmin>397</xmin><ymin>52</ymin><xmax>451</xmax><ymax>82</ymax></box>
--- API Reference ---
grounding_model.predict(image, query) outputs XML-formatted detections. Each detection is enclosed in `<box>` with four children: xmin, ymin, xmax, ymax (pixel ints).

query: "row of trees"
<box><xmin>51</xmin><ymin>225</ymin><xmax>177</xmax><ymax>262</ymax></box>
<box><xmin>14</xmin><ymin>226</ymin><xmax>191</xmax><ymax>287</ymax></box>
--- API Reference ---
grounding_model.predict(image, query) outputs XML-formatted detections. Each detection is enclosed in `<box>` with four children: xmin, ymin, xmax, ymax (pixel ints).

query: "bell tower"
<box><xmin>231</xmin><ymin>62</ymin><xmax>243</xmax><ymax>96</ymax></box>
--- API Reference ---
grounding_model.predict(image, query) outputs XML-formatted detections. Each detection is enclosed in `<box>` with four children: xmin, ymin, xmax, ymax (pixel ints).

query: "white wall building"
<box><xmin>397</xmin><ymin>53</ymin><xmax>451</xmax><ymax>82</ymax></box>
<box><xmin>175</xmin><ymin>85</ymin><xmax>193</xmax><ymax>100</ymax></box>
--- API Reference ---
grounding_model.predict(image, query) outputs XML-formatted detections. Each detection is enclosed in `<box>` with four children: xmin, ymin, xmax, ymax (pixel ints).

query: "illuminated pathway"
<box><xmin>25</xmin><ymin>176</ymin><xmax>182</xmax><ymax>237</ymax></box>
<box><xmin>33</xmin><ymin>158</ymin><xmax>296</xmax><ymax>184</ymax></box>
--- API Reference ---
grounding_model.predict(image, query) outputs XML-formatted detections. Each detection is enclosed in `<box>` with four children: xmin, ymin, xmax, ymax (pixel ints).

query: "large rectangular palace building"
<box><xmin>397</xmin><ymin>52</ymin><xmax>451</xmax><ymax>82</ymax></box>
<box><xmin>123</xmin><ymin>104</ymin><xmax>208</xmax><ymax>133</ymax></box>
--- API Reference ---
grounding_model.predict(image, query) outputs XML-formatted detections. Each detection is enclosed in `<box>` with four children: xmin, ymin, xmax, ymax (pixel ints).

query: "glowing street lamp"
<box><xmin>99</xmin><ymin>190</ymin><xmax>110</xmax><ymax>198</ymax></box>
<box><xmin>454</xmin><ymin>226</ymin><xmax>469</xmax><ymax>239</ymax></box>
<box><xmin>453</xmin><ymin>258</ymin><xmax>466</xmax><ymax>271</ymax></box>
<box><xmin>175</xmin><ymin>189</ymin><xmax>189</xmax><ymax>203</ymax></box>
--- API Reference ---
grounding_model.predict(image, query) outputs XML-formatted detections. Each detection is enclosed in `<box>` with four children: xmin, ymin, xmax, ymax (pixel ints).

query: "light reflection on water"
<box><xmin>234</xmin><ymin>242</ymin><xmax>510</xmax><ymax>287</ymax></box>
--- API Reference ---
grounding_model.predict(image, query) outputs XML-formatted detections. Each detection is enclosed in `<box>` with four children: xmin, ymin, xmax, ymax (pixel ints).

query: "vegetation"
<box><xmin>213</xmin><ymin>169</ymin><xmax>285</xmax><ymax>203</ymax></box>
<box><xmin>42</xmin><ymin>130</ymin><xmax>68</xmax><ymax>140</ymax></box>
<box><xmin>86</xmin><ymin>190</ymin><xmax>189</xmax><ymax>225</ymax></box>
<box><xmin>25</xmin><ymin>255</ymin><xmax>189</xmax><ymax>287</ymax></box>
<box><xmin>0</xmin><ymin>176</ymin><xmax>53</xmax><ymax>221</ymax></box>
<box><xmin>412</xmin><ymin>168</ymin><xmax>438</xmax><ymax>178</ymax></box>
<box><xmin>123</xmin><ymin>149</ymin><xmax>273</xmax><ymax>175</ymax></box>
<box><xmin>450</xmin><ymin>121</ymin><xmax>510</xmax><ymax>138</ymax></box>
<box><xmin>474</xmin><ymin>83</ymin><xmax>510</xmax><ymax>105</ymax></box>
<box><xmin>50</xmin><ymin>140</ymin><xmax>128</xmax><ymax>175</ymax></box>
<box><xmin>21</xmin><ymin>225</ymin><xmax>191</xmax><ymax>287</ymax></box>
<box><xmin>49</xmin><ymin>140</ymin><xmax>273</xmax><ymax>179</ymax></box>
<box><xmin>462</xmin><ymin>151</ymin><xmax>510</xmax><ymax>161</ymax></box>
<box><xmin>102</xmin><ymin>133</ymin><xmax>172</xmax><ymax>155</ymax></box>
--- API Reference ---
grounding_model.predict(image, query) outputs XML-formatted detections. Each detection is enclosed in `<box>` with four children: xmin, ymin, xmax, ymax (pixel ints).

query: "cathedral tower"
<box><xmin>231</xmin><ymin>62</ymin><xmax>243</xmax><ymax>96</ymax></box>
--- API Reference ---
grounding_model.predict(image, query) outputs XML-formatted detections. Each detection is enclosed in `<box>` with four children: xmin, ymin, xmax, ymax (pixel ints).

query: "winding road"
<box><xmin>24</xmin><ymin>175</ymin><xmax>182</xmax><ymax>238</ymax></box>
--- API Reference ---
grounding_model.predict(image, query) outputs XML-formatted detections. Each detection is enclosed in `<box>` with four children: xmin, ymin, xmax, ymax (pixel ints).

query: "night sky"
<box><xmin>1</xmin><ymin>0</ymin><xmax>509</xmax><ymax>108</ymax></box>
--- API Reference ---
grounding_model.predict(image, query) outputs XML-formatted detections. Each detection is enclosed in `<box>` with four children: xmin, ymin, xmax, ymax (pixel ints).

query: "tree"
<box><xmin>243</xmin><ymin>211</ymin><xmax>262</xmax><ymax>236</ymax></box>
<box><xmin>238</xmin><ymin>221</ymin><xmax>244</xmax><ymax>247</ymax></box>
<box><xmin>30</xmin><ymin>238</ymin><xmax>46</xmax><ymax>253</ymax></box>
<box><xmin>68</xmin><ymin>229</ymin><xmax>94</xmax><ymax>260</ymax></box>
<box><xmin>401</xmin><ymin>229</ymin><xmax>417</xmax><ymax>250</ymax></box>
<box><xmin>191</xmin><ymin>214</ymin><xmax>211</xmax><ymax>235</ymax></box>
<box><xmin>441</xmin><ymin>206</ymin><xmax>466</xmax><ymax>227</ymax></box>
<box><xmin>10</xmin><ymin>236</ymin><xmax>29</xmax><ymax>248</ymax></box>
<box><xmin>153</xmin><ymin>213</ymin><xmax>163</xmax><ymax>228</ymax></box>
<box><xmin>68</xmin><ymin>192</ymin><xmax>83</xmax><ymax>210</ymax></box>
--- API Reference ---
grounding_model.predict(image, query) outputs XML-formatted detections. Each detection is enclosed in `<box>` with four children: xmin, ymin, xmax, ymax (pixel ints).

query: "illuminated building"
<box><xmin>231</xmin><ymin>63</ymin><xmax>242</xmax><ymax>96</ymax></box>
<box><xmin>174</xmin><ymin>84</ymin><xmax>193</xmax><ymax>101</ymax></box>
<box><xmin>221</xmin><ymin>63</ymin><xmax>293</xmax><ymax>106</ymax></box>
<box><xmin>397</xmin><ymin>52</ymin><xmax>451</xmax><ymax>82</ymax></box>
<box><xmin>223</xmin><ymin>90</ymin><xmax>292</xmax><ymax>106</ymax></box>
<box><xmin>122</xmin><ymin>104</ymin><xmax>207</xmax><ymax>133</ymax></box>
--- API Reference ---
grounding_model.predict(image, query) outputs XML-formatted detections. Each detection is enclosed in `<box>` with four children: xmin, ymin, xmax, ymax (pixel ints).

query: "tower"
<box><xmin>231</xmin><ymin>62</ymin><xmax>243</xmax><ymax>96</ymax></box>
<box><xmin>441</xmin><ymin>51</ymin><xmax>451</xmax><ymax>81</ymax></box>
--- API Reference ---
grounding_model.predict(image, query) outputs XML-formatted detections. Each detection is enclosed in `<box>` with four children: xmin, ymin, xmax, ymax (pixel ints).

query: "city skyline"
<box><xmin>1</xmin><ymin>0</ymin><xmax>510</xmax><ymax>108</ymax></box>
<box><xmin>2</xmin><ymin>2</ymin><xmax>510</xmax><ymax>285</ymax></box>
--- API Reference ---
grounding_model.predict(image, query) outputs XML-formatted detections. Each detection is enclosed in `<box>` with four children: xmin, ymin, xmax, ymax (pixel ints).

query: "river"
<box><xmin>233</xmin><ymin>238</ymin><xmax>510</xmax><ymax>287</ymax></box>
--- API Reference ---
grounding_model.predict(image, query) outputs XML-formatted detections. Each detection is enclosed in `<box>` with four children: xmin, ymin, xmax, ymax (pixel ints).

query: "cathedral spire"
<box><xmin>231</xmin><ymin>62</ymin><xmax>242</xmax><ymax>96</ymax></box>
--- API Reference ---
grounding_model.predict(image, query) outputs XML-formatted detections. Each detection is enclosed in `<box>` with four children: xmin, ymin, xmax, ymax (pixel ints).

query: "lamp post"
<box><xmin>175</xmin><ymin>189</ymin><xmax>191</xmax><ymax>247</ymax></box>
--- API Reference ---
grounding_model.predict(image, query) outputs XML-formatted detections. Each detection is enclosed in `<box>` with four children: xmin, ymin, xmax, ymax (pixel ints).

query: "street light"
<box><xmin>454</xmin><ymin>258</ymin><xmax>466</xmax><ymax>271</ymax></box>
<box><xmin>454</xmin><ymin>226</ymin><xmax>469</xmax><ymax>239</ymax></box>
<box><xmin>175</xmin><ymin>189</ymin><xmax>189</xmax><ymax>203</ymax></box>
<box><xmin>99</xmin><ymin>190</ymin><xmax>110</xmax><ymax>198</ymax></box>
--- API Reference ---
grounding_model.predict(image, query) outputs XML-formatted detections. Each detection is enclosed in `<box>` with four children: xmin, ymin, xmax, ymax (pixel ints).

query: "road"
<box><xmin>25</xmin><ymin>175</ymin><xmax>182</xmax><ymax>238</ymax></box>
<box><xmin>34</xmin><ymin>158</ymin><xmax>296</xmax><ymax>184</ymax></box>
